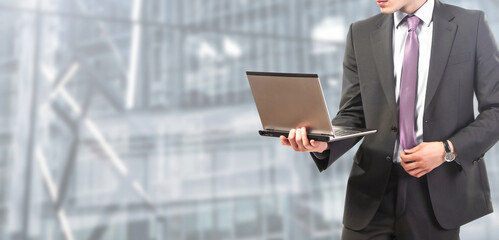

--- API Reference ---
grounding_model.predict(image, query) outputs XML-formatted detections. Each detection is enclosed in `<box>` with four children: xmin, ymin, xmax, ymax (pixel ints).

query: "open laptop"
<box><xmin>247</xmin><ymin>71</ymin><xmax>376</xmax><ymax>142</ymax></box>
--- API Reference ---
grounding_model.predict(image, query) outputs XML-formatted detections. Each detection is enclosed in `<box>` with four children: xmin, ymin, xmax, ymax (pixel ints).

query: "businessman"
<box><xmin>280</xmin><ymin>0</ymin><xmax>499</xmax><ymax>239</ymax></box>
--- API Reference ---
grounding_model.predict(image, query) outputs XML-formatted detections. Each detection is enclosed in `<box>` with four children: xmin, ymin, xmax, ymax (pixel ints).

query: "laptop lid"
<box><xmin>246</xmin><ymin>71</ymin><xmax>334</xmax><ymax>135</ymax></box>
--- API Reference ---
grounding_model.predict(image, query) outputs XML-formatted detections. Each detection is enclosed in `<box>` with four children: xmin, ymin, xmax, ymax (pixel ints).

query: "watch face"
<box><xmin>445</xmin><ymin>152</ymin><xmax>456</xmax><ymax>162</ymax></box>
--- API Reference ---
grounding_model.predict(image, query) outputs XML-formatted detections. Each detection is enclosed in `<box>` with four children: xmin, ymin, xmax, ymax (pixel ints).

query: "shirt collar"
<box><xmin>394</xmin><ymin>0</ymin><xmax>434</xmax><ymax>28</ymax></box>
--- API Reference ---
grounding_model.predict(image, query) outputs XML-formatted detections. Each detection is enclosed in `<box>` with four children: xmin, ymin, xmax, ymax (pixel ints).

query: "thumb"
<box><xmin>310</xmin><ymin>140</ymin><xmax>317</xmax><ymax>147</ymax></box>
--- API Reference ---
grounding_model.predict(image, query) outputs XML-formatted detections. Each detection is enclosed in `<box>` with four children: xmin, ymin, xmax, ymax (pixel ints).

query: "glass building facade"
<box><xmin>1</xmin><ymin>0</ymin><xmax>499</xmax><ymax>239</ymax></box>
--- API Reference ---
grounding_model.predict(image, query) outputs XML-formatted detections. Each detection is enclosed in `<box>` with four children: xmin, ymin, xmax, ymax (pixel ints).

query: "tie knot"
<box><xmin>406</xmin><ymin>16</ymin><xmax>420</xmax><ymax>32</ymax></box>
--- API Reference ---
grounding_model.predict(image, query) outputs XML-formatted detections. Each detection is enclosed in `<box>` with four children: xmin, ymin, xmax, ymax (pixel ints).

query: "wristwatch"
<box><xmin>442</xmin><ymin>140</ymin><xmax>456</xmax><ymax>162</ymax></box>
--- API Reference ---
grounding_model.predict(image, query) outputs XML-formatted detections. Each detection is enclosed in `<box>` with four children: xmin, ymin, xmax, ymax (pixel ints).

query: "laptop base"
<box><xmin>259</xmin><ymin>130</ymin><xmax>332</xmax><ymax>142</ymax></box>
<box><xmin>259</xmin><ymin>126</ymin><xmax>377</xmax><ymax>142</ymax></box>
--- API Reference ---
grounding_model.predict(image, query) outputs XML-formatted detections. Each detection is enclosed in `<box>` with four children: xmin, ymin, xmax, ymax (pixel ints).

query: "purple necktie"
<box><xmin>396</xmin><ymin>15</ymin><xmax>420</xmax><ymax>217</ymax></box>
<box><xmin>399</xmin><ymin>16</ymin><xmax>420</xmax><ymax>150</ymax></box>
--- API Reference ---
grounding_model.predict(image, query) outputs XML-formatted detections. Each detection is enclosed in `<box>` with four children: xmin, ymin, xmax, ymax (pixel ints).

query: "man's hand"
<box><xmin>280</xmin><ymin>127</ymin><xmax>329</xmax><ymax>153</ymax></box>
<box><xmin>400</xmin><ymin>142</ymin><xmax>448</xmax><ymax>178</ymax></box>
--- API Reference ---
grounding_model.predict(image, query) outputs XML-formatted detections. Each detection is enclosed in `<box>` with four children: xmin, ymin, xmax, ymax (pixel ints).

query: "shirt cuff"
<box><xmin>312</xmin><ymin>150</ymin><xmax>330</xmax><ymax>160</ymax></box>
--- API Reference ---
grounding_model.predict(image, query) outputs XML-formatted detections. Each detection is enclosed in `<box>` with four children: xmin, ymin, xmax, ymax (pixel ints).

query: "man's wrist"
<box><xmin>442</xmin><ymin>140</ymin><xmax>457</xmax><ymax>162</ymax></box>
<box><xmin>315</xmin><ymin>144</ymin><xmax>330</xmax><ymax>154</ymax></box>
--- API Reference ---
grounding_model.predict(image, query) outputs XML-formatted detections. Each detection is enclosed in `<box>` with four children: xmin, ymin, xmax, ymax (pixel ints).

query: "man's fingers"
<box><xmin>288</xmin><ymin>129</ymin><xmax>299</xmax><ymax>151</ymax></box>
<box><xmin>401</xmin><ymin>161</ymin><xmax>428</xmax><ymax>178</ymax></box>
<box><xmin>295</xmin><ymin>128</ymin><xmax>305</xmax><ymax>150</ymax></box>
<box><xmin>281</xmin><ymin>128</ymin><xmax>328</xmax><ymax>153</ymax></box>
<box><xmin>300</xmin><ymin>127</ymin><xmax>312</xmax><ymax>149</ymax></box>
<box><xmin>400</xmin><ymin>151</ymin><xmax>419</xmax><ymax>163</ymax></box>
<box><xmin>404</xmin><ymin>143</ymin><xmax>423</xmax><ymax>154</ymax></box>
<box><xmin>403</xmin><ymin>165</ymin><xmax>422</xmax><ymax>177</ymax></box>
<box><xmin>403</xmin><ymin>162</ymin><xmax>420</xmax><ymax>172</ymax></box>
<box><xmin>408</xmin><ymin>166</ymin><xmax>422</xmax><ymax>174</ymax></box>
<box><xmin>413</xmin><ymin>169</ymin><xmax>427</xmax><ymax>178</ymax></box>
<box><xmin>280</xmin><ymin>135</ymin><xmax>290</xmax><ymax>146</ymax></box>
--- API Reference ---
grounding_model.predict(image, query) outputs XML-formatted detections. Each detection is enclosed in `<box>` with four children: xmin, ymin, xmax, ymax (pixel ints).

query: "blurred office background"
<box><xmin>1</xmin><ymin>0</ymin><xmax>499</xmax><ymax>239</ymax></box>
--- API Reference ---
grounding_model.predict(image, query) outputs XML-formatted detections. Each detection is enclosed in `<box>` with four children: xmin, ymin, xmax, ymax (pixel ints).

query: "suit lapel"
<box><xmin>424</xmin><ymin>0</ymin><xmax>457</xmax><ymax>111</ymax></box>
<box><xmin>371</xmin><ymin>14</ymin><xmax>397</xmax><ymax>118</ymax></box>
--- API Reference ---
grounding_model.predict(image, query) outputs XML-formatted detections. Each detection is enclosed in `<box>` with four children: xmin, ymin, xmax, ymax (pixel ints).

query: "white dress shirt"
<box><xmin>393</xmin><ymin>0</ymin><xmax>434</xmax><ymax>163</ymax></box>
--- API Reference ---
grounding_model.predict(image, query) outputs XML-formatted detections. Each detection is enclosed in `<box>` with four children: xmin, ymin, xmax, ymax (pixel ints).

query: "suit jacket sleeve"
<box><xmin>311</xmin><ymin>23</ymin><xmax>365</xmax><ymax>172</ymax></box>
<box><xmin>449</xmin><ymin>12</ymin><xmax>499</xmax><ymax>169</ymax></box>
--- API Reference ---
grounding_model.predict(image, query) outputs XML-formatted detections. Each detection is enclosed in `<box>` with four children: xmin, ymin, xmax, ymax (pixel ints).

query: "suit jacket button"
<box><xmin>391</xmin><ymin>126</ymin><xmax>398</xmax><ymax>132</ymax></box>
<box><xmin>386</xmin><ymin>156</ymin><xmax>392</xmax><ymax>162</ymax></box>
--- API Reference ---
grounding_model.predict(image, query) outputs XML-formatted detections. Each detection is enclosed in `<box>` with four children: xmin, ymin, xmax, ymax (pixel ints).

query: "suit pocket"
<box><xmin>447</xmin><ymin>51</ymin><xmax>471</xmax><ymax>66</ymax></box>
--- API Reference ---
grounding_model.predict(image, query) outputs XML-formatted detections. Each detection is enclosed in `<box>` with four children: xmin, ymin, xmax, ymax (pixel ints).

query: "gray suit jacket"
<box><xmin>312</xmin><ymin>0</ymin><xmax>499</xmax><ymax>230</ymax></box>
